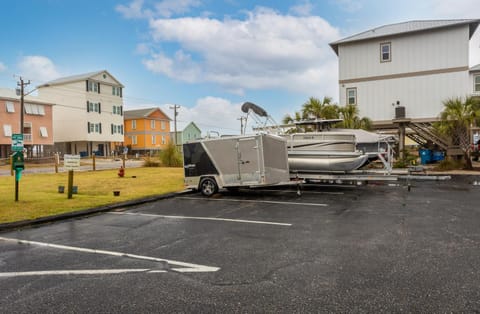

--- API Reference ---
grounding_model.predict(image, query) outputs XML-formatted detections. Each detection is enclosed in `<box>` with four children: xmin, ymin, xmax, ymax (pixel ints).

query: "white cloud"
<box><xmin>144</xmin><ymin>9</ymin><xmax>341</xmax><ymax>97</ymax></box>
<box><xmin>429</xmin><ymin>0</ymin><xmax>478</xmax><ymax>18</ymax></box>
<box><xmin>0</xmin><ymin>62</ymin><xmax>6</xmax><ymax>72</ymax></box>
<box><xmin>116</xmin><ymin>0</ymin><xmax>200</xmax><ymax>19</ymax></box>
<box><xmin>154</xmin><ymin>0</ymin><xmax>201</xmax><ymax>18</ymax></box>
<box><xmin>289</xmin><ymin>0</ymin><xmax>314</xmax><ymax>16</ymax></box>
<box><xmin>159</xmin><ymin>97</ymin><xmax>244</xmax><ymax>135</ymax></box>
<box><xmin>17</xmin><ymin>56</ymin><xmax>60</xmax><ymax>83</ymax></box>
<box><xmin>143</xmin><ymin>50</ymin><xmax>202</xmax><ymax>83</ymax></box>
<box><xmin>115</xmin><ymin>0</ymin><xmax>152</xmax><ymax>19</ymax></box>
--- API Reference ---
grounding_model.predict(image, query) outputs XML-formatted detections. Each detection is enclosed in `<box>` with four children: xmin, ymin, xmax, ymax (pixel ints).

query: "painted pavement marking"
<box><xmin>0</xmin><ymin>269</ymin><xmax>166</xmax><ymax>277</ymax></box>
<box><xmin>178</xmin><ymin>196</ymin><xmax>328</xmax><ymax>207</ymax></box>
<box><xmin>109</xmin><ymin>212</ymin><xmax>292</xmax><ymax>226</ymax></box>
<box><xmin>0</xmin><ymin>237</ymin><xmax>219</xmax><ymax>273</ymax></box>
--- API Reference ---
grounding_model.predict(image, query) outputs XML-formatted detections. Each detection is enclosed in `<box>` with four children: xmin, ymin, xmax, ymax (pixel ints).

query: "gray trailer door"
<box><xmin>236</xmin><ymin>137</ymin><xmax>262</xmax><ymax>184</ymax></box>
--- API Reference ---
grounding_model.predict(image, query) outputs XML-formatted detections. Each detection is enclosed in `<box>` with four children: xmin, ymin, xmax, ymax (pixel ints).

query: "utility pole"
<box><xmin>170</xmin><ymin>104</ymin><xmax>180</xmax><ymax>145</ymax></box>
<box><xmin>237</xmin><ymin>116</ymin><xmax>247</xmax><ymax>135</ymax></box>
<box><xmin>13</xmin><ymin>77</ymin><xmax>30</xmax><ymax>201</ymax></box>
<box><xmin>18</xmin><ymin>77</ymin><xmax>30</xmax><ymax>137</ymax></box>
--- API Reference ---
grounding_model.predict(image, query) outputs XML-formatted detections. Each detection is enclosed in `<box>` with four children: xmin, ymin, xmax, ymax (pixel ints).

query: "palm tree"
<box><xmin>301</xmin><ymin>96</ymin><xmax>339</xmax><ymax>120</ymax></box>
<box><xmin>436</xmin><ymin>96</ymin><xmax>480</xmax><ymax>169</ymax></box>
<box><xmin>338</xmin><ymin>104</ymin><xmax>372</xmax><ymax>130</ymax></box>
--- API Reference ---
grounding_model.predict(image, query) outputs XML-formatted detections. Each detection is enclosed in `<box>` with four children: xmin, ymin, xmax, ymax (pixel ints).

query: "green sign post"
<box><xmin>11</xmin><ymin>134</ymin><xmax>24</xmax><ymax>202</ymax></box>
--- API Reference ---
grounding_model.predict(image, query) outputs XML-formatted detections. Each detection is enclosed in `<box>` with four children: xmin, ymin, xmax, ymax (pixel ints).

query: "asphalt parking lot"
<box><xmin>1</xmin><ymin>176</ymin><xmax>480</xmax><ymax>313</ymax></box>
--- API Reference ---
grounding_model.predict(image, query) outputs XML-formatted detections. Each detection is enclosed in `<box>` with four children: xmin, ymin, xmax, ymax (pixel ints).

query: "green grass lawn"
<box><xmin>0</xmin><ymin>167</ymin><xmax>184</xmax><ymax>224</ymax></box>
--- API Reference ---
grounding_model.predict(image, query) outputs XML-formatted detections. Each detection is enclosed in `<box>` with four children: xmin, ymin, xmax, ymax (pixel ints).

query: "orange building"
<box><xmin>0</xmin><ymin>88</ymin><xmax>54</xmax><ymax>159</ymax></box>
<box><xmin>123</xmin><ymin>108</ymin><xmax>171</xmax><ymax>154</ymax></box>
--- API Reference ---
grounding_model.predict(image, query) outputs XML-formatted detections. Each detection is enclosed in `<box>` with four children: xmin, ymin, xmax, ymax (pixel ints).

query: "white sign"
<box><xmin>11</xmin><ymin>134</ymin><xmax>24</xmax><ymax>152</ymax></box>
<box><xmin>63</xmin><ymin>154</ymin><xmax>81</xmax><ymax>170</ymax></box>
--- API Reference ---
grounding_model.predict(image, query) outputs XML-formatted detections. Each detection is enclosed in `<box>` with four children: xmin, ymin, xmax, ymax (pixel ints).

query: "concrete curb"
<box><xmin>0</xmin><ymin>189</ymin><xmax>194</xmax><ymax>233</ymax></box>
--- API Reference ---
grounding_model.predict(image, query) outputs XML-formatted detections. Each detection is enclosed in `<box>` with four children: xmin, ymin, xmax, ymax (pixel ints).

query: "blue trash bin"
<box><xmin>419</xmin><ymin>149</ymin><xmax>432</xmax><ymax>164</ymax></box>
<box><xmin>432</xmin><ymin>151</ymin><xmax>445</xmax><ymax>162</ymax></box>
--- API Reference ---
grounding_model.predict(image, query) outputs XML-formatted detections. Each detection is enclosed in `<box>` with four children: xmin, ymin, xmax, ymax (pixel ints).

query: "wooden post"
<box><xmin>54</xmin><ymin>153</ymin><xmax>59</xmax><ymax>173</ymax></box>
<box><xmin>92</xmin><ymin>153</ymin><xmax>96</xmax><ymax>171</ymax></box>
<box><xmin>67</xmin><ymin>170</ymin><xmax>74</xmax><ymax>199</ymax></box>
<box><xmin>122</xmin><ymin>153</ymin><xmax>126</xmax><ymax>168</ymax></box>
<box><xmin>10</xmin><ymin>155</ymin><xmax>13</xmax><ymax>176</ymax></box>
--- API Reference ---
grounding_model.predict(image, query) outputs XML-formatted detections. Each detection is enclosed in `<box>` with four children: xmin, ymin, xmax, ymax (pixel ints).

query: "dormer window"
<box><xmin>380</xmin><ymin>42</ymin><xmax>391</xmax><ymax>62</ymax></box>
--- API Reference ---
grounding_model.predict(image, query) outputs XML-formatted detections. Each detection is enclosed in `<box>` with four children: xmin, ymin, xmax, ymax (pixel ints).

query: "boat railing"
<box><xmin>377</xmin><ymin>139</ymin><xmax>395</xmax><ymax>174</ymax></box>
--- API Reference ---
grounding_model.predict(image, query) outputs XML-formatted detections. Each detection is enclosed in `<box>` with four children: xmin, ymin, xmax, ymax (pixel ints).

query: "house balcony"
<box><xmin>23</xmin><ymin>134</ymin><xmax>32</xmax><ymax>142</ymax></box>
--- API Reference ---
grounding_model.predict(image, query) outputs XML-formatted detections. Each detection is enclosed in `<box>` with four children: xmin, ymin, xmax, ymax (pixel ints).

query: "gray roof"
<box><xmin>124</xmin><ymin>107</ymin><xmax>171</xmax><ymax>120</ymax></box>
<box><xmin>330</xmin><ymin>19</ymin><xmax>480</xmax><ymax>54</ymax></box>
<box><xmin>0</xmin><ymin>88</ymin><xmax>54</xmax><ymax>105</ymax></box>
<box><xmin>471</xmin><ymin>64</ymin><xmax>480</xmax><ymax>72</ymax></box>
<box><xmin>39</xmin><ymin>70</ymin><xmax>124</xmax><ymax>87</ymax></box>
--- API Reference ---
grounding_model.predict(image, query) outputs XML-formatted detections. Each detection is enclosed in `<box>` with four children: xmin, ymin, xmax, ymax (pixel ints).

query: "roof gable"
<box><xmin>183</xmin><ymin>121</ymin><xmax>201</xmax><ymax>133</ymax></box>
<box><xmin>124</xmin><ymin>107</ymin><xmax>172</xmax><ymax>120</ymax></box>
<box><xmin>39</xmin><ymin>70</ymin><xmax>124</xmax><ymax>88</ymax></box>
<box><xmin>330</xmin><ymin>19</ymin><xmax>480</xmax><ymax>54</ymax></box>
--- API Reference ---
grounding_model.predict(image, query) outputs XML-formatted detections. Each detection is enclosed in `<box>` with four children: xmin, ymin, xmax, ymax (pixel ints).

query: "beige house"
<box><xmin>38</xmin><ymin>70</ymin><xmax>124</xmax><ymax>156</ymax></box>
<box><xmin>330</xmin><ymin>19</ymin><xmax>480</xmax><ymax>127</ymax></box>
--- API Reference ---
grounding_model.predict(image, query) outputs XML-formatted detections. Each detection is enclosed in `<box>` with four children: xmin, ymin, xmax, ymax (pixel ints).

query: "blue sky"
<box><xmin>0</xmin><ymin>0</ymin><xmax>477</xmax><ymax>134</ymax></box>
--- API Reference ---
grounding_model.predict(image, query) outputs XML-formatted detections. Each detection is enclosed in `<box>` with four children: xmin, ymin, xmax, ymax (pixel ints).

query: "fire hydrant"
<box><xmin>118</xmin><ymin>166</ymin><xmax>125</xmax><ymax>177</ymax></box>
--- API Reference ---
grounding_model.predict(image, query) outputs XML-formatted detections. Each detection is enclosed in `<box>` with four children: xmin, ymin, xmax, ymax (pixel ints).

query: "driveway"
<box><xmin>1</xmin><ymin>176</ymin><xmax>480</xmax><ymax>312</ymax></box>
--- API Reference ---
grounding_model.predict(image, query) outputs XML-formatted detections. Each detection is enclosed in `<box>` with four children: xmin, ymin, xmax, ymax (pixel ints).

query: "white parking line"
<box><xmin>0</xmin><ymin>237</ymin><xmax>219</xmax><ymax>273</ymax></box>
<box><xmin>258</xmin><ymin>189</ymin><xmax>345</xmax><ymax>195</ymax></box>
<box><xmin>110</xmin><ymin>212</ymin><xmax>292</xmax><ymax>226</ymax></box>
<box><xmin>178</xmin><ymin>196</ymin><xmax>328</xmax><ymax>207</ymax></box>
<box><xmin>0</xmin><ymin>269</ymin><xmax>166</xmax><ymax>277</ymax></box>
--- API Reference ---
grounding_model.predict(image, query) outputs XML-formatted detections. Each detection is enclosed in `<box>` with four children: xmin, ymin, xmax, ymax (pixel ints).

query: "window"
<box><xmin>88</xmin><ymin>122</ymin><xmax>102</xmax><ymax>134</ymax></box>
<box><xmin>380</xmin><ymin>42</ymin><xmax>391</xmax><ymax>62</ymax></box>
<box><xmin>475</xmin><ymin>75</ymin><xmax>480</xmax><ymax>92</ymax></box>
<box><xmin>112</xmin><ymin>105</ymin><xmax>123</xmax><ymax>115</ymax></box>
<box><xmin>151</xmin><ymin>120</ymin><xmax>156</xmax><ymax>129</ymax></box>
<box><xmin>152</xmin><ymin>135</ymin><xmax>156</xmax><ymax>144</ymax></box>
<box><xmin>6</xmin><ymin>101</ymin><xmax>15</xmax><ymax>113</ymax></box>
<box><xmin>346</xmin><ymin>88</ymin><xmax>357</xmax><ymax>105</ymax></box>
<box><xmin>87</xmin><ymin>101</ymin><xmax>101</xmax><ymax>113</ymax></box>
<box><xmin>131</xmin><ymin>135</ymin><xmax>137</xmax><ymax>145</ymax></box>
<box><xmin>161</xmin><ymin>136</ymin><xmax>166</xmax><ymax>145</ymax></box>
<box><xmin>112</xmin><ymin>86</ymin><xmax>122</xmax><ymax>97</ymax></box>
<box><xmin>87</xmin><ymin>80</ymin><xmax>100</xmax><ymax>93</ymax></box>
<box><xmin>39</xmin><ymin>126</ymin><xmax>48</xmax><ymax>137</ymax></box>
<box><xmin>161</xmin><ymin>121</ymin><xmax>166</xmax><ymax>130</ymax></box>
<box><xmin>132</xmin><ymin>120</ymin><xmax>136</xmax><ymax>129</ymax></box>
<box><xmin>111</xmin><ymin>124</ymin><xmax>124</xmax><ymax>134</ymax></box>
<box><xmin>24</xmin><ymin>103</ymin><xmax>45</xmax><ymax>115</ymax></box>
<box><xmin>3</xmin><ymin>124</ymin><xmax>12</xmax><ymax>137</ymax></box>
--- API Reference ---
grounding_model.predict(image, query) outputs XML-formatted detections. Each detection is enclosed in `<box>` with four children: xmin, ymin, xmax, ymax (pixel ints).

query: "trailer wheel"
<box><xmin>200</xmin><ymin>177</ymin><xmax>218</xmax><ymax>197</ymax></box>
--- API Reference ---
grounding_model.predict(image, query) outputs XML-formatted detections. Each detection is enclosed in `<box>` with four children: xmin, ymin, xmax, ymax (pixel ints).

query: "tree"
<box><xmin>337</xmin><ymin>104</ymin><xmax>372</xmax><ymax>130</ymax></box>
<box><xmin>301</xmin><ymin>96</ymin><xmax>339</xmax><ymax>120</ymax></box>
<box><xmin>436</xmin><ymin>96</ymin><xmax>480</xmax><ymax>169</ymax></box>
<box><xmin>159</xmin><ymin>141</ymin><xmax>183</xmax><ymax>167</ymax></box>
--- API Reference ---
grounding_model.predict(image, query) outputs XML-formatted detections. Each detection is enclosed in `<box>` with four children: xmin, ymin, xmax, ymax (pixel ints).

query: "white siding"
<box><xmin>39</xmin><ymin>79</ymin><xmax>124</xmax><ymax>143</ymax></box>
<box><xmin>338</xmin><ymin>25</ymin><xmax>469</xmax><ymax>81</ymax></box>
<box><xmin>340</xmin><ymin>71</ymin><xmax>470</xmax><ymax>121</ymax></box>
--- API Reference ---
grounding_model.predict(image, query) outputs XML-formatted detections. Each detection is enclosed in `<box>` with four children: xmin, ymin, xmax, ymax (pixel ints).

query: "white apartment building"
<box><xmin>330</xmin><ymin>19</ymin><xmax>480</xmax><ymax>127</ymax></box>
<box><xmin>38</xmin><ymin>70</ymin><xmax>124</xmax><ymax>156</ymax></box>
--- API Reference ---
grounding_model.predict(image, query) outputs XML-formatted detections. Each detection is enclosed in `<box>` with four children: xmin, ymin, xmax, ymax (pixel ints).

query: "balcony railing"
<box><xmin>23</xmin><ymin>134</ymin><xmax>32</xmax><ymax>142</ymax></box>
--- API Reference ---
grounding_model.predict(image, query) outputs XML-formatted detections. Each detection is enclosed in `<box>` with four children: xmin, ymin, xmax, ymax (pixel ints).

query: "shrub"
<box><xmin>143</xmin><ymin>157</ymin><xmax>161</xmax><ymax>167</ymax></box>
<box><xmin>159</xmin><ymin>142</ymin><xmax>183</xmax><ymax>167</ymax></box>
<box><xmin>433</xmin><ymin>159</ymin><xmax>464</xmax><ymax>171</ymax></box>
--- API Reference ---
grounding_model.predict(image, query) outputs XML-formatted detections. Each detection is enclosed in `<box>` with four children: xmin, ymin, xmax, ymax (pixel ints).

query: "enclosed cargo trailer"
<box><xmin>183</xmin><ymin>134</ymin><xmax>290</xmax><ymax>196</ymax></box>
